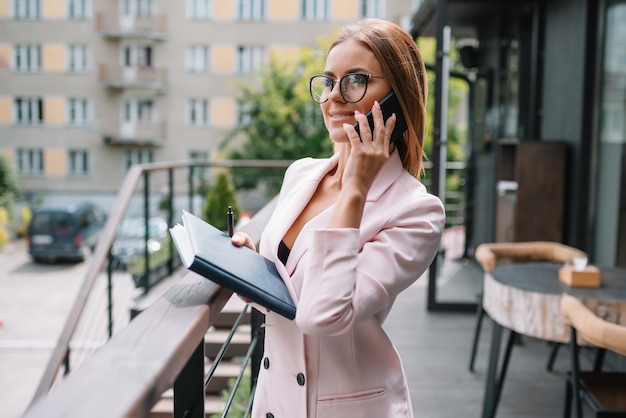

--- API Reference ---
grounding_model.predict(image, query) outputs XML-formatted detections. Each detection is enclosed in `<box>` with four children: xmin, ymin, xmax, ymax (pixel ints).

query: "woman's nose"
<box><xmin>327</xmin><ymin>80</ymin><xmax>345</xmax><ymax>102</ymax></box>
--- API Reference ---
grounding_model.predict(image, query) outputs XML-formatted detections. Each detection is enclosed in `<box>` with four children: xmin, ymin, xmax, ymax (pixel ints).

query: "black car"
<box><xmin>27</xmin><ymin>202</ymin><xmax>107</xmax><ymax>263</ymax></box>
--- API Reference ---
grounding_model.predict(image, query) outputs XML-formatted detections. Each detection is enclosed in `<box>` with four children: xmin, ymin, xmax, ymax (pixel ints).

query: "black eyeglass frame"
<box><xmin>309</xmin><ymin>73</ymin><xmax>388</xmax><ymax>104</ymax></box>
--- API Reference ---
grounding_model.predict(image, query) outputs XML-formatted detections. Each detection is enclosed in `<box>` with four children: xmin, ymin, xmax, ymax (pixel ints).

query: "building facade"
<box><xmin>0</xmin><ymin>0</ymin><xmax>415</xmax><ymax>200</ymax></box>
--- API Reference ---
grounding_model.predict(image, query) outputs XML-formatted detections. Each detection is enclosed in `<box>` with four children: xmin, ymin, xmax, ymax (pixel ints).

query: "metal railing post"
<box><xmin>250</xmin><ymin>308</ymin><xmax>265</xmax><ymax>391</ymax></box>
<box><xmin>174</xmin><ymin>339</ymin><xmax>205</xmax><ymax>418</ymax></box>
<box><xmin>107</xmin><ymin>252</ymin><xmax>114</xmax><ymax>338</ymax></box>
<box><xmin>167</xmin><ymin>168</ymin><xmax>174</xmax><ymax>275</ymax></box>
<box><xmin>143</xmin><ymin>171</ymin><xmax>151</xmax><ymax>294</ymax></box>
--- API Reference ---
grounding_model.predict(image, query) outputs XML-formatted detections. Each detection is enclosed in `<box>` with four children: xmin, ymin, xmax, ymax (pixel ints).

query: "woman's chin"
<box><xmin>328</xmin><ymin>128</ymin><xmax>350</xmax><ymax>144</ymax></box>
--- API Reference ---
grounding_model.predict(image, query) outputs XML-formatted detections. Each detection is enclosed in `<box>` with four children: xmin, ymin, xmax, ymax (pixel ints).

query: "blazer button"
<box><xmin>266</xmin><ymin>413</ymin><xmax>274</xmax><ymax>418</ymax></box>
<box><xmin>297</xmin><ymin>373</ymin><xmax>305</xmax><ymax>386</ymax></box>
<box><xmin>263</xmin><ymin>357</ymin><xmax>270</xmax><ymax>369</ymax></box>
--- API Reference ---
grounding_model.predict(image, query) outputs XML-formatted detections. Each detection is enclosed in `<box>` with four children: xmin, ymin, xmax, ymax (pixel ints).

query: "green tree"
<box><xmin>221</xmin><ymin>49</ymin><xmax>332</xmax><ymax>195</ymax></box>
<box><xmin>203</xmin><ymin>170</ymin><xmax>243</xmax><ymax>231</ymax></box>
<box><xmin>0</xmin><ymin>153</ymin><xmax>20</xmax><ymax>208</ymax></box>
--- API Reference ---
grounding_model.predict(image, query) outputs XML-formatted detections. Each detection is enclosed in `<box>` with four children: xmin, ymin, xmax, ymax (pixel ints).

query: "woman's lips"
<box><xmin>328</xmin><ymin>111</ymin><xmax>355</xmax><ymax>123</ymax></box>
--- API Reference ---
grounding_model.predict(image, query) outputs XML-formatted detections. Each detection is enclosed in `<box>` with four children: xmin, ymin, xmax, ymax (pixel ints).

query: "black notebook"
<box><xmin>170</xmin><ymin>210</ymin><xmax>296</xmax><ymax>320</ymax></box>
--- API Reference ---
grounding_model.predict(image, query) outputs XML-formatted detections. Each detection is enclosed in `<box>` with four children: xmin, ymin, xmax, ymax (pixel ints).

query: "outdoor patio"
<box><xmin>385</xmin><ymin>257</ymin><xmax>579</xmax><ymax>417</ymax></box>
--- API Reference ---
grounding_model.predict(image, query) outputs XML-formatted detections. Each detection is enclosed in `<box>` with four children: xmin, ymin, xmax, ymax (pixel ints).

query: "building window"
<box><xmin>123</xmin><ymin>99</ymin><xmax>154</xmax><ymax>124</ymax></box>
<box><xmin>187</xmin><ymin>99</ymin><xmax>209</xmax><ymax>126</ymax></box>
<box><xmin>189</xmin><ymin>150</ymin><xmax>210</xmax><ymax>181</ymax></box>
<box><xmin>122</xmin><ymin>0</ymin><xmax>153</xmax><ymax>18</ymax></box>
<box><xmin>68</xmin><ymin>98</ymin><xmax>89</xmax><ymax>125</ymax></box>
<box><xmin>124</xmin><ymin>149</ymin><xmax>154</xmax><ymax>171</ymax></box>
<box><xmin>186</xmin><ymin>45</ymin><xmax>209</xmax><ymax>72</ymax></box>
<box><xmin>13</xmin><ymin>44</ymin><xmax>41</xmax><ymax>72</ymax></box>
<box><xmin>14</xmin><ymin>97</ymin><xmax>43</xmax><ymax>125</ymax></box>
<box><xmin>237</xmin><ymin>45</ymin><xmax>264</xmax><ymax>74</ymax></box>
<box><xmin>360</xmin><ymin>0</ymin><xmax>382</xmax><ymax>18</ymax></box>
<box><xmin>67</xmin><ymin>44</ymin><xmax>89</xmax><ymax>72</ymax></box>
<box><xmin>187</xmin><ymin>0</ymin><xmax>211</xmax><ymax>19</ymax></box>
<box><xmin>238</xmin><ymin>0</ymin><xmax>265</xmax><ymax>20</ymax></box>
<box><xmin>68</xmin><ymin>149</ymin><xmax>89</xmax><ymax>176</ymax></box>
<box><xmin>17</xmin><ymin>148</ymin><xmax>44</xmax><ymax>175</ymax></box>
<box><xmin>122</xmin><ymin>44</ymin><xmax>153</xmax><ymax>68</ymax></box>
<box><xmin>301</xmin><ymin>0</ymin><xmax>328</xmax><ymax>20</ymax></box>
<box><xmin>67</xmin><ymin>0</ymin><xmax>90</xmax><ymax>19</ymax></box>
<box><xmin>12</xmin><ymin>0</ymin><xmax>41</xmax><ymax>19</ymax></box>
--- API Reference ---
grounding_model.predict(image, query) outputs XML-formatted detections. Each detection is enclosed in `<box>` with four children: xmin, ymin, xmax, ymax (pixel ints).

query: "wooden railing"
<box><xmin>23</xmin><ymin>159</ymin><xmax>290</xmax><ymax>417</ymax></box>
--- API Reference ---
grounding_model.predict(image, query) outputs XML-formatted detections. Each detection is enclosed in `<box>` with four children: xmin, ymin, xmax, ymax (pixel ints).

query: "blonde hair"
<box><xmin>328</xmin><ymin>18</ymin><xmax>428</xmax><ymax>178</ymax></box>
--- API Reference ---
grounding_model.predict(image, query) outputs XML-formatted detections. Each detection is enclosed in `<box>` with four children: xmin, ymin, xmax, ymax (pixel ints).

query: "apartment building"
<box><xmin>0</xmin><ymin>0</ymin><xmax>416</xmax><ymax>202</ymax></box>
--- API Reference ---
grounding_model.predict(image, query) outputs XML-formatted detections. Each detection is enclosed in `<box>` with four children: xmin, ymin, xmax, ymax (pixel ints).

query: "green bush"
<box><xmin>216</xmin><ymin>373</ymin><xmax>251</xmax><ymax>418</ymax></box>
<box><xmin>17</xmin><ymin>206</ymin><xmax>32</xmax><ymax>238</ymax></box>
<box><xmin>203</xmin><ymin>171</ymin><xmax>243</xmax><ymax>231</ymax></box>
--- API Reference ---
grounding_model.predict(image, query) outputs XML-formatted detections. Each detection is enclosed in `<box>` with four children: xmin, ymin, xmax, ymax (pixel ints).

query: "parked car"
<box><xmin>26</xmin><ymin>201</ymin><xmax>107</xmax><ymax>263</ymax></box>
<box><xmin>110</xmin><ymin>216</ymin><xmax>169</xmax><ymax>271</ymax></box>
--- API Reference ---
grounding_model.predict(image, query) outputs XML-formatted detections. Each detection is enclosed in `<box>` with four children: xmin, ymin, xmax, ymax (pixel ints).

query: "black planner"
<box><xmin>170</xmin><ymin>210</ymin><xmax>296</xmax><ymax>320</ymax></box>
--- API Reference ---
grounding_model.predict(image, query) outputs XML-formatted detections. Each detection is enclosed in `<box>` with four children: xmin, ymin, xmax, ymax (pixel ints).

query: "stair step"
<box><xmin>205</xmin><ymin>327</ymin><xmax>251</xmax><ymax>359</ymax></box>
<box><xmin>150</xmin><ymin>394</ymin><xmax>225</xmax><ymax>418</ymax></box>
<box><xmin>205</xmin><ymin>362</ymin><xmax>245</xmax><ymax>394</ymax></box>
<box><xmin>213</xmin><ymin>296</ymin><xmax>250</xmax><ymax>328</ymax></box>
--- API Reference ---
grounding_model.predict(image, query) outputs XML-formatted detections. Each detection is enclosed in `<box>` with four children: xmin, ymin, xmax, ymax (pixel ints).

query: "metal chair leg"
<box><xmin>546</xmin><ymin>342</ymin><xmax>562</xmax><ymax>371</ymax></box>
<box><xmin>563</xmin><ymin>371</ymin><xmax>573</xmax><ymax>418</ymax></box>
<box><xmin>469</xmin><ymin>296</ymin><xmax>485</xmax><ymax>372</ymax></box>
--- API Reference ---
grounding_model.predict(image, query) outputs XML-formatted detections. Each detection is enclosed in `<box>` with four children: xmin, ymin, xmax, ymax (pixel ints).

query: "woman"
<box><xmin>232</xmin><ymin>18</ymin><xmax>445</xmax><ymax>418</ymax></box>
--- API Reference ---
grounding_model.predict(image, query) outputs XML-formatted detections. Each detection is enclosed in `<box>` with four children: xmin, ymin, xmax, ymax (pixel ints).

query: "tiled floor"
<box><xmin>384</xmin><ymin>255</ymin><xmax>589</xmax><ymax>418</ymax></box>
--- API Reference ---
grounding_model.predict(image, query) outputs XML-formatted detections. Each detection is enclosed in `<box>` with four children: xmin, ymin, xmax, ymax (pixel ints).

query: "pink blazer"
<box><xmin>252</xmin><ymin>151</ymin><xmax>445</xmax><ymax>418</ymax></box>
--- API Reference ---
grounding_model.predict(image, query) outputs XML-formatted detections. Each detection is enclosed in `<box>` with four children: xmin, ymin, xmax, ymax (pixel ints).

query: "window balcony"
<box><xmin>95</xmin><ymin>13</ymin><xmax>168</xmax><ymax>41</ymax></box>
<box><xmin>103</xmin><ymin>121</ymin><xmax>166</xmax><ymax>146</ymax></box>
<box><xmin>99</xmin><ymin>65</ymin><xmax>167</xmax><ymax>93</ymax></box>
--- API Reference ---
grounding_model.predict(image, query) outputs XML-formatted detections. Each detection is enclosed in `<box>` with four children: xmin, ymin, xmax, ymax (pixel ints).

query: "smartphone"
<box><xmin>353</xmin><ymin>91</ymin><xmax>408</xmax><ymax>146</ymax></box>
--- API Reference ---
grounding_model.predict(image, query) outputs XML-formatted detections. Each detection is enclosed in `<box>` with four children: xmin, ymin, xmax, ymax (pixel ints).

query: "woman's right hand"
<box><xmin>231</xmin><ymin>231</ymin><xmax>256</xmax><ymax>252</ymax></box>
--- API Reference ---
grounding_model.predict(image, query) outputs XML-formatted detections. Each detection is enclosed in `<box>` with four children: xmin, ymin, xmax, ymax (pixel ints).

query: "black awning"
<box><xmin>410</xmin><ymin>0</ymin><xmax>537</xmax><ymax>39</ymax></box>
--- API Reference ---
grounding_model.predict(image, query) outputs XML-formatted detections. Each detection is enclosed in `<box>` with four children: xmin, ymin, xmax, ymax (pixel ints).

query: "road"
<box><xmin>0</xmin><ymin>240</ymin><xmax>137</xmax><ymax>418</ymax></box>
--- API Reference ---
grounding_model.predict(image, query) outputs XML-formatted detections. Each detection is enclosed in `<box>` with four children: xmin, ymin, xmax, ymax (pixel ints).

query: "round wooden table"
<box><xmin>480</xmin><ymin>262</ymin><xmax>626</xmax><ymax>418</ymax></box>
<box><xmin>483</xmin><ymin>262</ymin><xmax>626</xmax><ymax>343</ymax></box>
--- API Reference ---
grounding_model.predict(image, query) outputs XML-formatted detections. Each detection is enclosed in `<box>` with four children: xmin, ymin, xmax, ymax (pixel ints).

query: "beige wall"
<box><xmin>213</xmin><ymin>0</ymin><xmax>234</xmax><ymax>20</ymax></box>
<box><xmin>0</xmin><ymin>97</ymin><xmax>11</xmax><ymax>124</ymax></box>
<box><xmin>1</xmin><ymin>148</ymin><xmax>14</xmax><ymax>162</ymax></box>
<box><xmin>332</xmin><ymin>0</ymin><xmax>359</xmax><ymax>20</ymax></box>
<box><xmin>43</xmin><ymin>44</ymin><xmax>65</xmax><ymax>72</ymax></box>
<box><xmin>210</xmin><ymin>97</ymin><xmax>235</xmax><ymax>127</ymax></box>
<box><xmin>42</xmin><ymin>0</ymin><xmax>65</xmax><ymax>19</ymax></box>
<box><xmin>268</xmin><ymin>0</ymin><xmax>299</xmax><ymax>20</ymax></box>
<box><xmin>269</xmin><ymin>45</ymin><xmax>300</xmax><ymax>65</ymax></box>
<box><xmin>44</xmin><ymin>97</ymin><xmax>66</xmax><ymax>125</ymax></box>
<box><xmin>45</xmin><ymin>149</ymin><xmax>66</xmax><ymax>176</ymax></box>
<box><xmin>0</xmin><ymin>44</ymin><xmax>10</xmax><ymax>70</ymax></box>
<box><xmin>211</xmin><ymin>45</ymin><xmax>235</xmax><ymax>73</ymax></box>
<box><xmin>0</xmin><ymin>0</ymin><xmax>9</xmax><ymax>18</ymax></box>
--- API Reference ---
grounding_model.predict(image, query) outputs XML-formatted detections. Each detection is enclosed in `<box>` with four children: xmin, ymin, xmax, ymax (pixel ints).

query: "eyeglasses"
<box><xmin>309</xmin><ymin>73</ymin><xmax>387</xmax><ymax>104</ymax></box>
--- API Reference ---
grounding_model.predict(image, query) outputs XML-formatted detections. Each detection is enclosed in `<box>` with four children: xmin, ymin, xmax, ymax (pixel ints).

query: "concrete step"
<box><xmin>150</xmin><ymin>363</ymin><xmax>249</xmax><ymax>417</ymax></box>
<box><xmin>205</xmin><ymin>326</ymin><xmax>251</xmax><ymax>359</ymax></box>
<box><xmin>212</xmin><ymin>296</ymin><xmax>250</xmax><ymax>328</ymax></box>
<box><xmin>150</xmin><ymin>393</ymin><xmax>225</xmax><ymax>418</ymax></box>
<box><xmin>204</xmin><ymin>361</ymin><xmax>245</xmax><ymax>395</ymax></box>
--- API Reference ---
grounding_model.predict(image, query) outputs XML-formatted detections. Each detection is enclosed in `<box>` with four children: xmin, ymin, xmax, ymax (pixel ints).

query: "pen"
<box><xmin>227</xmin><ymin>205</ymin><xmax>234</xmax><ymax>237</ymax></box>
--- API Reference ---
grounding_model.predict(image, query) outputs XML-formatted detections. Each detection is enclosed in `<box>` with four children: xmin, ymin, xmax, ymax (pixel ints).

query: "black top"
<box><xmin>278</xmin><ymin>240</ymin><xmax>291</xmax><ymax>266</ymax></box>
